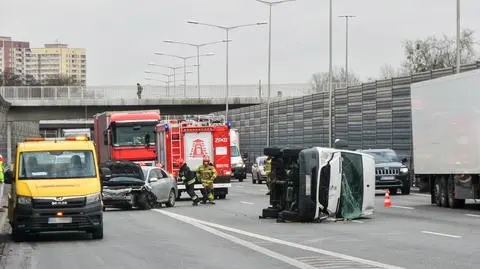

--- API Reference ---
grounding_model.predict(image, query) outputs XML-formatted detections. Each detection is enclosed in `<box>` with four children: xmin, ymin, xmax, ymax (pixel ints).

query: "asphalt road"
<box><xmin>1</xmin><ymin>176</ymin><xmax>480</xmax><ymax>269</ymax></box>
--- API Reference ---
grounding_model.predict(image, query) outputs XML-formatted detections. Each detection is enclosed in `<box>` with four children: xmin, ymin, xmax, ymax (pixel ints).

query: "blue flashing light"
<box><xmin>226</xmin><ymin>120</ymin><xmax>232</xmax><ymax>129</ymax></box>
<box><xmin>164</xmin><ymin>123</ymin><xmax>169</xmax><ymax>131</ymax></box>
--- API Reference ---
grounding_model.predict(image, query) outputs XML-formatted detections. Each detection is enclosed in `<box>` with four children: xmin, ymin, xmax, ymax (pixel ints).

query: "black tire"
<box><xmin>137</xmin><ymin>194</ymin><xmax>152</xmax><ymax>210</ymax></box>
<box><xmin>176</xmin><ymin>191</ymin><xmax>182</xmax><ymax>200</ymax></box>
<box><xmin>282</xmin><ymin>148</ymin><xmax>303</xmax><ymax>158</ymax></box>
<box><xmin>166</xmin><ymin>190</ymin><xmax>176</xmax><ymax>207</ymax></box>
<box><xmin>401</xmin><ymin>183</ymin><xmax>411</xmax><ymax>195</ymax></box>
<box><xmin>239</xmin><ymin>178</ymin><xmax>244</xmax><ymax>182</ymax></box>
<box><xmin>434</xmin><ymin>178</ymin><xmax>442</xmax><ymax>206</ymax></box>
<box><xmin>447</xmin><ymin>176</ymin><xmax>466</xmax><ymax>209</ymax></box>
<box><xmin>122</xmin><ymin>204</ymin><xmax>133</xmax><ymax>210</ymax></box>
<box><xmin>92</xmin><ymin>226</ymin><xmax>103</xmax><ymax>240</ymax></box>
<box><xmin>11</xmin><ymin>228</ymin><xmax>25</xmax><ymax>242</ymax></box>
<box><xmin>440</xmin><ymin>176</ymin><xmax>449</xmax><ymax>208</ymax></box>
<box><xmin>264</xmin><ymin>147</ymin><xmax>282</xmax><ymax>157</ymax></box>
<box><xmin>218</xmin><ymin>194</ymin><xmax>226</xmax><ymax>199</ymax></box>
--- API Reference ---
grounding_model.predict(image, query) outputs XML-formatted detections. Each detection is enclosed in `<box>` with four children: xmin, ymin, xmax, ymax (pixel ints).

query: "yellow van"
<box><xmin>6</xmin><ymin>136</ymin><xmax>103</xmax><ymax>241</ymax></box>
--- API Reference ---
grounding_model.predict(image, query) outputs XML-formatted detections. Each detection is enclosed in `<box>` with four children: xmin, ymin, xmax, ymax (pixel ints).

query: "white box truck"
<box><xmin>411</xmin><ymin>69</ymin><xmax>480</xmax><ymax>208</ymax></box>
<box><xmin>230</xmin><ymin>129</ymin><xmax>246</xmax><ymax>181</ymax></box>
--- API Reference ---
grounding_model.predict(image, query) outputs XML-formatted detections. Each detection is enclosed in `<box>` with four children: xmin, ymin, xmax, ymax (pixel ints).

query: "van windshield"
<box><xmin>19</xmin><ymin>150</ymin><xmax>96</xmax><ymax>180</ymax></box>
<box><xmin>231</xmin><ymin>146</ymin><xmax>240</xmax><ymax>157</ymax></box>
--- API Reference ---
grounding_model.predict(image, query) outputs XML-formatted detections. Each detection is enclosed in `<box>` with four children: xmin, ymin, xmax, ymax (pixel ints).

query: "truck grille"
<box><xmin>376</xmin><ymin>168</ymin><xmax>399</xmax><ymax>176</ymax></box>
<box><xmin>32</xmin><ymin>196</ymin><xmax>86</xmax><ymax>209</ymax></box>
<box><xmin>30</xmin><ymin>215</ymin><xmax>101</xmax><ymax>230</ymax></box>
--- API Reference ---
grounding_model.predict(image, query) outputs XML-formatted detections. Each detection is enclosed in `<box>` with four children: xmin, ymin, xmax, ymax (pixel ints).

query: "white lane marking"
<box><xmin>152</xmin><ymin>209</ymin><xmax>315</xmax><ymax>269</ymax></box>
<box><xmin>154</xmin><ymin>209</ymin><xmax>405</xmax><ymax>269</ymax></box>
<box><xmin>465</xmin><ymin>214</ymin><xmax>480</xmax><ymax>218</ymax></box>
<box><xmin>411</xmin><ymin>193</ymin><xmax>430</xmax><ymax>197</ymax></box>
<box><xmin>351</xmin><ymin>220</ymin><xmax>364</xmax><ymax>224</ymax></box>
<box><xmin>240</xmin><ymin>201</ymin><xmax>254</xmax><ymax>205</ymax></box>
<box><xmin>390</xmin><ymin>205</ymin><xmax>415</xmax><ymax>210</ymax></box>
<box><xmin>235</xmin><ymin>185</ymin><xmax>245</xmax><ymax>188</ymax></box>
<box><xmin>421</xmin><ymin>231</ymin><xmax>462</xmax><ymax>239</ymax></box>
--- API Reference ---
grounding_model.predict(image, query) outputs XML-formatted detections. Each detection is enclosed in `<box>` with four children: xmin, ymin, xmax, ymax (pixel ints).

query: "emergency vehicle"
<box><xmin>94</xmin><ymin>110</ymin><xmax>161</xmax><ymax>166</ymax></box>
<box><xmin>156</xmin><ymin>115</ymin><xmax>232</xmax><ymax>199</ymax></box>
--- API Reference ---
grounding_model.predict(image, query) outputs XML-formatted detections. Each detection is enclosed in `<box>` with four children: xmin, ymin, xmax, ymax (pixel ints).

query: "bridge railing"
<box><xmin>0</xmin><ymin>83</ymin><xmax>348</xmax><ymax>101</ymax></box>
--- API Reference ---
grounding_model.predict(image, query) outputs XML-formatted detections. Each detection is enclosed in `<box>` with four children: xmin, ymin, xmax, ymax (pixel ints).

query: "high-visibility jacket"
<box><xmin>0</xmin><ymin>161</ymin><xmax>4</xmax><ymax>183</ymax></box>
<box><xmin>264</xmin><ymin>159</ymin><xmax>272</xmax><ymax>176</ymax></box>
<box><xmin>196</xmin><ymin>164</ymin><xmax>217</xmax><ymax>189</ymax></box>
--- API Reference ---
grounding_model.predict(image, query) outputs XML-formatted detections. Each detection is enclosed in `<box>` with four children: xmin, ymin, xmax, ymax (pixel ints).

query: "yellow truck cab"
<box><xmin>6</xmin><ymin>136</ymin><xmax>103</xmax><ymax>241</ymax></box>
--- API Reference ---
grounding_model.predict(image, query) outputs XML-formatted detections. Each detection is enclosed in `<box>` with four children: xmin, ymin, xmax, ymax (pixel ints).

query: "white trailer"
<box><xmin>411</xmin><ymin>69</ymin><xmax>480</xmax><ymax>208</ymax></box>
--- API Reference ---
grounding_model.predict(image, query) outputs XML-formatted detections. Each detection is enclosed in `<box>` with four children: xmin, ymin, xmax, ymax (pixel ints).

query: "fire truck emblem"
<box><xmin>190</xmin><ymin>139</ymin><xmax>207</xmax><ymax>158</ymax></box>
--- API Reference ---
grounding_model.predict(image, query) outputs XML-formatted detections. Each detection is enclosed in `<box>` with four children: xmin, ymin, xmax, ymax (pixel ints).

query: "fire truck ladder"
<box><xmin>169</xmin><ymin>121</ymin><xmax>182</xmax><ymax>175</ymax></box>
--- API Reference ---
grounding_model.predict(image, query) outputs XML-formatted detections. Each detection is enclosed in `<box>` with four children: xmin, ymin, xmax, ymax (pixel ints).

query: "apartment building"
<box><xmin>0</xmin><ymin>36</ymin><xmax>31</xmax><ymax>83</ymax></box>
<box><xmin>28</xmin><ymin>43</ymin><xmax>87</xmax><ymax>85</ymax></box>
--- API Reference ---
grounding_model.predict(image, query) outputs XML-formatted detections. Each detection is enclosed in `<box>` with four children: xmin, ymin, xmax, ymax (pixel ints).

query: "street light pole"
<box><xmin>154</xmin><ymin>52</ymin><xmax>215</xmax><ymax>97</ymax></box>
<box><xmin>256</xmin><ymin>0</ymin><xmax>295</xmax><ymax>147</ymax></box>
<box><xmin>456</xmin><ymin>0</ymin><xmax>461</xmax><ymax>74</ymax></box>
<box><xmin>164</xmin><ymin>40</ymin><xmax>225</xmax><ymax>98</ymax></box>
<box><xmin>328</xmin><ymin>0</ymin><xmax>333</xmax><ymax>148</ymax></box>
<box><xmin>187</xmin><ymin>20</ymin><xmax>267</xmax><ymax>120</ymax></box>
<box><xmin>339</xmin><ymin>15</ymin><xmax>356</xmax><ymax>89</ymax></box>
<box><xmin>148</xmin><ymin>63</ymin><xmax>189</xmax><ymax>95</ymax></box>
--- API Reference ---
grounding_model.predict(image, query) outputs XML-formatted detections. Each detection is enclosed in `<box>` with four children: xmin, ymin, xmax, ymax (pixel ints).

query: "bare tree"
<box><xmin>310</xmin><ymin>67</ymin><xmax>361</xmax><ymax>92</ymax></box>
<box><xmin>402</xmin><ymin>29</ymin><xmax>477</xmax><ymax>74</ymax></box>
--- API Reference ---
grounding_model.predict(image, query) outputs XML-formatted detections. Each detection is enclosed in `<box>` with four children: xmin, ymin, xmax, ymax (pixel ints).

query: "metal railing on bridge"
<box><xmin>0</xmin><ymin>83</ymin><xmax>349</xmax><ymax>101</ymax></box>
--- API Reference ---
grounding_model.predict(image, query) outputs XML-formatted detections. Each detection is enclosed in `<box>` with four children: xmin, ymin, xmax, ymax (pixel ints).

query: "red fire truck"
<box><xmin>156</xmin><ymin>116</ymin><xmax>232</xmax><ymax>199</ymax></box>
<box><xmin>94</xmin><ymin>110</ymin><xmax>161</xmax><ymax>165</ymax></box>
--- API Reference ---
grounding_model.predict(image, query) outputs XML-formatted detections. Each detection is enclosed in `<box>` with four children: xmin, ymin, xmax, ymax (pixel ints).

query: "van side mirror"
<box><xmin>103</xmin><ymin>130</ymin><xmax>111</xmax><ymax>146</ymax></box>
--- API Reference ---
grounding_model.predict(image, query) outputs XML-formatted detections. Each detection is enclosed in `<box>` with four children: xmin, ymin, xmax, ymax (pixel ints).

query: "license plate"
<box><xmin>48</xmin><ymin>217</ymin><xmax>72</xmax><ymax>224</ymax></box>
<box><xmin>381</xmin><ymin>176</ymin><xmax>395</xmax><ymax>180</ymax></box>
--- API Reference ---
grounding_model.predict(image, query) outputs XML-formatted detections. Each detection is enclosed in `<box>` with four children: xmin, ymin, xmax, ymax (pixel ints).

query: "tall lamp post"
<box><xmin>187</xmin><ymin>20</ymin><xmax>267</xmax><ymax>120</ymax></box>
<box><xmin>456</xmin><ymin>0</ymin><xmax>461</xmax><ymax>74</ymax></box>
<box><xmin>338</xmin><ymin>15</ymin><xmax>356</xmax><ymax>89</ymax></box>
<box><xmin>255</xmin><ymin>0</ymin><xmax>295</xmax><ymax>147</ymax></box>
<box><xmin>154</xmin><ymin>52</ymin><xmax>215</xmax><ymax>97</ymax></box>
<box><xmin>148</xmin><ymin>63</ymin><xmax>185</xmax><ymax>92</ymax></box>
<box><xmin>328</xmin><ymin>0</ymin><xmax>333</xmax><ymax>148</ymax></box>
<box><xmin>164</xmin><ymin>40</ymin><xmax>227</xmax><ymax>98</ymax></box>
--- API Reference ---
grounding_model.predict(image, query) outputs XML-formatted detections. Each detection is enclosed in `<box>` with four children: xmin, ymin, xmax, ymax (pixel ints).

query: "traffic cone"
<box><xmin>384</xmin><ymin>190</ymin><xmax>392</xmax><ymax>207</ymax></box>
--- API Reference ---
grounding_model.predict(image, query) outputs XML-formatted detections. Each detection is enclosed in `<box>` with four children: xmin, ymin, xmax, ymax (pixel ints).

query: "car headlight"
<box><xmin>400</xmin><ymin>167</ymin><xmax>409</xmax><ymax>174</ymax></box>
<box><xmin>86</xmin><ymin>192</ymin><xmax>101</xmax><ymax>204</ymax></box>
<box><xmin>17</xmin><ymin>196</ymin><xmax>32</xmax><ymax>205</ymax></box>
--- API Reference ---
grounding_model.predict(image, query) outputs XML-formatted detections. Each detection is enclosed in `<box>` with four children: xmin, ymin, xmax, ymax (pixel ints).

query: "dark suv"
<box><xmin>358</xmin><ymin>149</ymin><xmax>410</xmax><ymax>195</ymax></box>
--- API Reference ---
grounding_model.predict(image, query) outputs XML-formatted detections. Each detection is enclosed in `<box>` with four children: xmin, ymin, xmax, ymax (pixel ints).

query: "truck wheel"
<box><xmin>92</xmin><ymin>225</ymin><xmax>104</xmax><ymax>240</ymax></box>
<box><xmin>239</xmin><ymin>178</ymin><xmax>244</xmax><ymax>182</ymax></box>
<box><xmin>218</xmin><ymin>194</ymin><xmax>226</xmax><ymax>199</ymax></box>
<box><xmin>388</xmin><ymin>188</ymin><xmax>397</xmax><ymax>195</ymax></box>
<box><xmin>166</xmin><ymin>190</ymin><xmax>176</xmax><ymax>207</ymax></box>
<box><xmin>176</xmin><ymin>191</ymin><xmax>182</xmax><ymax>200</ymax></box>
<box><xmin>448</xmin><ymin>176</ymin><xmax>466</xmax><ymax>209</ymax></box>
<box><xmin>439</xmin><ymin>176</ymin><xmax>449</xmax><ymax>207</ymax></box>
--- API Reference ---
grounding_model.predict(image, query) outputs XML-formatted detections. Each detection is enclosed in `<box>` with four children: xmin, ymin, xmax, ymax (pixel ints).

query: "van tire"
<box><xmin>11</xmin><ymin>228</ymin><xmax>25</xmax><ymax>242</ymax></box>
<box><xmin>92</xmin><ymin>226</ymin><xmax>103</xmax><ymax>240</ymax></box>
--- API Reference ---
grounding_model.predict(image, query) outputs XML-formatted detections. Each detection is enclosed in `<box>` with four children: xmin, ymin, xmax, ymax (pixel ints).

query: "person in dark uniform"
<box><xmin>177</xmin><ymin>158</ymin><xmax>200</xmax><ymax>206</ymax></box>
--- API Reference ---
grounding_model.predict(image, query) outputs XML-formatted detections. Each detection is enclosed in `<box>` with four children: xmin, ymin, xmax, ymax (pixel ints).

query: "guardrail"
<box><xmin>0</xmin><ymin>83</ymin><xmax>346</xmax><ymax>101</ymax></box>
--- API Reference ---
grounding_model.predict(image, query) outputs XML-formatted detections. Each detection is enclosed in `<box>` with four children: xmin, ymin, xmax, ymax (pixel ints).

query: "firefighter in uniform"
<box><xmin>177</xmin><ymin>158</ymin><xmax>200</xmax><ymax>206</ymax></box>
<box><xmin>264</xmin><ymin>156</ymin><xmax>272</xmax><ymax>195</ymax></box>
<box><xmin>196</xmin><ymin>156</ymin><xmax>217</xmax><ymax>204</ymax></box>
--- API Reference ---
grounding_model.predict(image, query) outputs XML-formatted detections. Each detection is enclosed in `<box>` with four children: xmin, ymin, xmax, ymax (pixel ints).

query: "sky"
<box><xmin>1</xmin><ymin>0</ymin><xmax>479</xmax><ymax>86</ymax></box>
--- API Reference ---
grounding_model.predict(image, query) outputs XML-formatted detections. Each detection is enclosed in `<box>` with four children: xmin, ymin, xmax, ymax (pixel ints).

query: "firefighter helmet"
<box><xmin>203</xmin><ymin>155</ymin><xmax>210</xmax><ymax>163</ymax></box>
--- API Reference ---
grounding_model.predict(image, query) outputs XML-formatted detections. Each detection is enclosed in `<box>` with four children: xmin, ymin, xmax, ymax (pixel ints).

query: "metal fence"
<box><xmin>0</xmin><ymin>83</ymin><xmax>349</xmax><ymax>101</ymax></box>
<box><xmin>223</xmin><ymin>62</ymin><xmax>480</xmax><ymax>168</ymax></box>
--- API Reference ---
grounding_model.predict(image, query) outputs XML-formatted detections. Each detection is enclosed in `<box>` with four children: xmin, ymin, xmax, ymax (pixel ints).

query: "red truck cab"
<box><xmin>94</xmin><ymin>110</ymin><xmax>161</xmax><ymax>165</ymax></box>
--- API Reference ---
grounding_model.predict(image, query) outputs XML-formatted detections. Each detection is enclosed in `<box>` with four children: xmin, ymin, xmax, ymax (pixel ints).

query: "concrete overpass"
<box><xmin>1</xmin><ymin>84</ymin><xmax>313</xmax><ymax>121</ymax></box>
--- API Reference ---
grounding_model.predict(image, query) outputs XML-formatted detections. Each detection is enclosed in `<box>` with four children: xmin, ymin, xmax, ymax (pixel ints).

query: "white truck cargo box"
<box><xmin>411</xmin><ymin>69</ymin><xmax>480</xmax><ymax>174</ymax></box>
